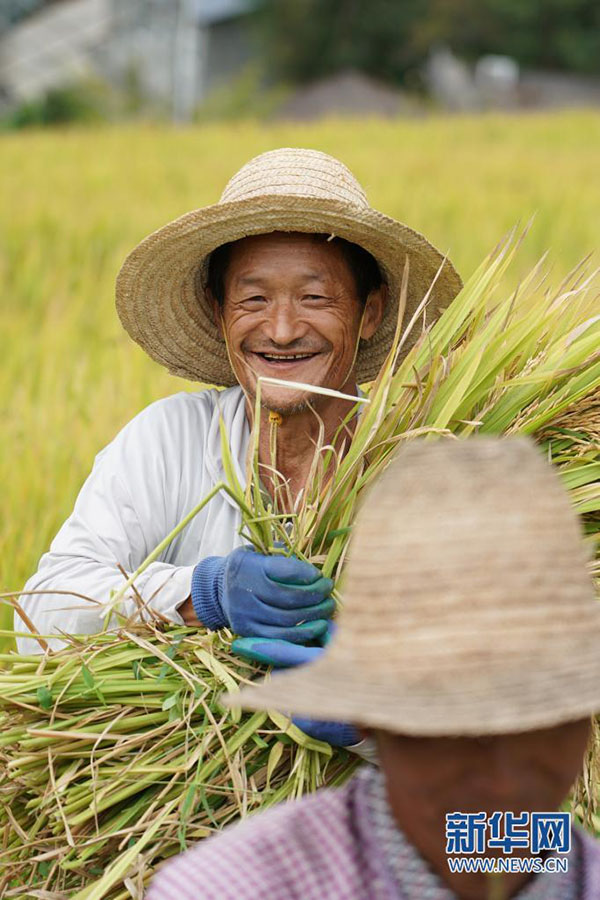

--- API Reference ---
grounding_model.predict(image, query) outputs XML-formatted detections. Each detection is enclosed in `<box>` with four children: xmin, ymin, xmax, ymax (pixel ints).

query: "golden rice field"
<box><xmin>1</xmin><ymin>111</ymin><xmax>600</xmax><ymax>651</ymax></box>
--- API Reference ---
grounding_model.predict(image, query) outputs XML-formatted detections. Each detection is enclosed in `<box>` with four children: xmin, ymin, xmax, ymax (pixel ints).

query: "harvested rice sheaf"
<box><xmin>1</xmin><ymin>233</ymin><xmax>599</xmax><ymax>898</ymax></box>
<box><xmin>0</xmin><ymin>628</ymin><xmax>357</xmax><ymax>898</ymax></box>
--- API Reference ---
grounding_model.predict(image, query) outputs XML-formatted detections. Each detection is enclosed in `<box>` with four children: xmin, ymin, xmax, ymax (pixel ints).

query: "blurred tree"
<box><xmin>424</xmin><ymin>0</ymin><xmax>600</xmax><ymax>74</ymax></box>
<box><xmin>256</xmin><ymin>0</ymin><xmax>427</xmax><ymax>84</ymax></box>
<box><xmin>256</xmin><ymin>0</ymin><xmax>600</xmax><ymax>82</ymax></box>
<box><xmin>2</xmin><ymin>81</ymin><xmax>107</xmax><ymax>130</ymax></box>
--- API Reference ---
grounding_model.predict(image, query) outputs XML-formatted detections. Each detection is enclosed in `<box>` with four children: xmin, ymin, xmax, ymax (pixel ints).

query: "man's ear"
<box><xmin>207</xmin><ymin>288</ymin><xmax>224</xmax><ymax>340</ymax></box>
<box><xmin>360</xmin><ymin>283</ymin><xmax>387</xmax><ymax>341</ymax></box>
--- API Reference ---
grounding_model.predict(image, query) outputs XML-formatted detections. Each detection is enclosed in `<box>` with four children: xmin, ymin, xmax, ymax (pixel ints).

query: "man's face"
<box><xmin>375</xmin><ymin>720</ymin><xmax>590</xmax><ymax>899</ymax></box>
<box><xmin>210</xmin><ymin>232</ymin><xmax>384</xmax><ymax>415</ymax></box>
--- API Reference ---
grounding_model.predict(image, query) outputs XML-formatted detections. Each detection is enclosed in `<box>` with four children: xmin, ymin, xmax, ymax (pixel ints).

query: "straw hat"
<box><xmin>228</xmin><ymin>437</ymin><xmax>600</xmax><ymax>736</ymax></box>
<box><xmin>116</xmin><ymin>148</ymin><xmax>462</xmax><ymax>386</ymax></box>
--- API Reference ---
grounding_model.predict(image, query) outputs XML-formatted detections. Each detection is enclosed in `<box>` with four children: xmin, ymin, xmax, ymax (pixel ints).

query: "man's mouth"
<box><xmin>249</xmin><ymin>351</ymin><xmax>320</xmax><ymax>368</ymax></box>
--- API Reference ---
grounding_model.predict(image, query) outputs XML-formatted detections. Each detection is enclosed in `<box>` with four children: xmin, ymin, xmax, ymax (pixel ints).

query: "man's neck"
<box><xmin>246</xmin><ymin>384</ymin><xmax>361</xmax><ymax>510</ymax></box>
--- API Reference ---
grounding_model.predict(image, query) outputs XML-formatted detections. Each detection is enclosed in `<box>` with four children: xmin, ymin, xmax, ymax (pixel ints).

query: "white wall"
<box><xmin>0</xmin><ymin>0</ymin><xmax>112</xmax><ymax>101</ymax></box>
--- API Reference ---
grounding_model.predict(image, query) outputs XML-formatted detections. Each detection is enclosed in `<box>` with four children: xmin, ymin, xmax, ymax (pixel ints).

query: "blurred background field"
<box><xmin>2</xmin><ymin>112</ymin><xmax>600</xmax><ymax>652</ymax></box>
<box><xmin>1</xmin><ymin>0</ymin><xmax>600</xmax><ymax>652</ymax></box>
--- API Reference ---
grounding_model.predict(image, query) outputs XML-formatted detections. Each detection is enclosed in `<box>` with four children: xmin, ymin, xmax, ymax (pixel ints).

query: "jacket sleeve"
<box><xmin>16</xmin><ymin>400</ymin><xmax>197</xmax><ymax>655</ymax></box>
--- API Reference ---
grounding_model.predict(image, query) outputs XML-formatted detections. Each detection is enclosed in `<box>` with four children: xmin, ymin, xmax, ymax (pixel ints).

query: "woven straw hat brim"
<box><xmin>227</xmin><ymin>611</ymin><xmax>600</xmax><ymax>736</ymax></box>
<box><xmin>116</xmin><ymin>195</ymin><xmax>462</xmax><ymax>386</ymax></box>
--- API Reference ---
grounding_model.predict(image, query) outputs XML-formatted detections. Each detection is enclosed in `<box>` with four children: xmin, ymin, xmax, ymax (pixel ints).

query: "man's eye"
<box><xmin>304</xmin><ymin>294</ymin><xmax>327</xmax><ymax>302</ymax></box>
<box><xmin>242</xmin><ymin>296</ymin><xmax>267</xmax><ymax>305</ymax></box>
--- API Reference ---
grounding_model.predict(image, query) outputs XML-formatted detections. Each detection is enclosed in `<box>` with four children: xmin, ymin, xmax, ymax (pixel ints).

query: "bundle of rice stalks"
<box><xmin>1</xmin><ymin>232</ymin><xmax>599</xmax><ymax>897</ymax></box>
<box><xmin>0</xmin><ymin>627</ymin><xmax>357</xmax><ymax>898</ymax></box>
<box><xmin>260</xmin><ymin>236</ymin><xmax>600</xmax><ymax>581</ymax></box>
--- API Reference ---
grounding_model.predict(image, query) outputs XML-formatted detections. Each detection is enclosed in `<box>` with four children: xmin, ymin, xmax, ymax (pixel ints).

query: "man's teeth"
<box><xmin>261</xmin><ymin>353</ymin><xmax>314</xmax><ymax>360</ymax></box>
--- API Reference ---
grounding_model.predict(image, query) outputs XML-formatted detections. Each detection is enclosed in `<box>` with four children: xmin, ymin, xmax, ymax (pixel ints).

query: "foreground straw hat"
<box><xmin>228</xmin><ymin>437</ymin><xmax>600</xmax><ymax>736</ymax></box>
<box><xmin>116</xmin><ymin>148</ymin><xmax>462</xmax><ymax>386</ymax></box>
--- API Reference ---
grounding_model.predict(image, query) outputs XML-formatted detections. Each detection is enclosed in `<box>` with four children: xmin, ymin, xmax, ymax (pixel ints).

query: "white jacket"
<box><xmin>17</xmin><ymin>387</ymin><xmax>250</xmax><ymax>654</ymax></box>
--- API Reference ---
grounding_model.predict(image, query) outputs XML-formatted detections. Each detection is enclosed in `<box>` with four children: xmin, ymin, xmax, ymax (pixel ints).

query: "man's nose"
<box><xmin>264</xmin><ymin>298</ymin><xmax>308</xmax><ymax>346</ymax></box>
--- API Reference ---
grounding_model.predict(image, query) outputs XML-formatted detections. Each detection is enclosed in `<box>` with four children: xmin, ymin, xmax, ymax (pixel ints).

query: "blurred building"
<box><xmin>2</xmin><ymin>1</ymin><xmax>599</xmax><ymax>120</ymax></box>
<box><xmin>424</xmin><ymin>46</ymin><xmax>600</xmax><ymax>112</ymax></box>
<box><xmin>0</xmin><ymin>0</ymin><xmax>256</xmax><ymax>117</ymax></box>
<box><xmin>425</xmin><ymin>47</ymin><xmax>479</xmax><ymax>111</ymax></box>
<box><xmin>274</xmin><ymin>70</ymin><xmax>418</xmax><ymax>121</ymax></box>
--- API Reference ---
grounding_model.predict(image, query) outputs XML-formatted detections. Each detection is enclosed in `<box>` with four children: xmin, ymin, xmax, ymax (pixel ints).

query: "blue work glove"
<box><xmin>232</xmin><ymin>633</ymin><xmax>360</xmax><ymax>748</ymax></box>
<box><xmin>190</xmin><ymin>547</ymin><xmax>334</xmax><ymax>643</ymax></box>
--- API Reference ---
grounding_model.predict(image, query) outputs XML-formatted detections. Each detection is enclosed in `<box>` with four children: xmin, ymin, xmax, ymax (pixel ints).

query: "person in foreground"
<box><xmin>147</xmin><ymin>437</ymin><xmax>600</xmax><ymax>900</ymax></box>
<box><xmin>17</xmin><ymin>148</ymin><xmax>459</xmax><ymax>747</ymax></box>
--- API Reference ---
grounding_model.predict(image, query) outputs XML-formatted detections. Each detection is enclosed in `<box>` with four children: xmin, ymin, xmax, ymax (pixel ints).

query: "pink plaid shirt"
<box><xmin>146</xmin><ymin>767</ymin><xmax>600</xmax><ymax>900</ymax></box>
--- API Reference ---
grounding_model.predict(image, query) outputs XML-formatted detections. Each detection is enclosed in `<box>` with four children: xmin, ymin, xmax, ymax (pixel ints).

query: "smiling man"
<box><xmin>18</xmin><ymin>149</ymin><xmax>461</xmax><ymax>744</ymax></box>
<box><xmin>200</xmin><ymin>229</ymin><xmax>385</xmax><ymax>503</ymax></box>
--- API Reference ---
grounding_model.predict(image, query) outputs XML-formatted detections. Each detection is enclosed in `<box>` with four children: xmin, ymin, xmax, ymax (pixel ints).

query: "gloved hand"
<box><xmin>231</xmin><ymin>636</ymin><xmax>326</xmax><ymax>667</ymax></box>
<box><xmin>292</xmin><ymin>717</ymin><xmax>359</xmax><ymax>748</ymax></box>
<box><xmin>190</xmin><ymin>547</ymin><xmax>334</xmax><ymax>643</ymax></box>
<box><xmin>232</xmin><ymin>633</ymin><xmax>360</xmax><ymax>748</ymax></box>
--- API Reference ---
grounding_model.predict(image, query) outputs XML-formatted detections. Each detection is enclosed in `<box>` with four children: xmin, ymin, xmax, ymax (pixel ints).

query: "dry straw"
<box><xmin>0</xmin><ymin>626</ymin><xmax>357</xmax><ymax>899</ymax></box>
<box><xmin>1</xmin><ymin>230</ymin><xmax>599</xmax><ymax>897</ymax></box>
